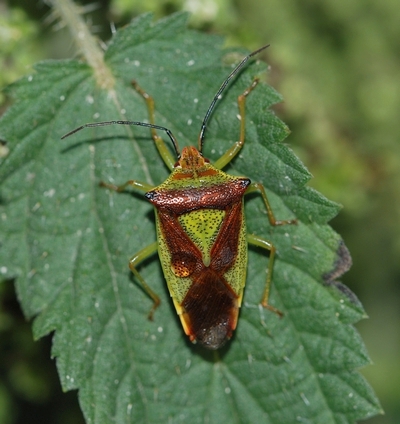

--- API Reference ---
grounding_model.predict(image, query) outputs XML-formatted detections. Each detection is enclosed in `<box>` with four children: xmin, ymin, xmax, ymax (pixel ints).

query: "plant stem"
<box><xmin>49</xmin><ymin>0</ymin><xmax>115</xmax><ymax>89</ymax></box>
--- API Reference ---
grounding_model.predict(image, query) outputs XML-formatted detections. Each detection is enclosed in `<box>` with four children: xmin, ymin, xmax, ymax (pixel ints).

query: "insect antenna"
<box><xmin>61</xmin><ymin>120</ymin><xmax>180</xmax><ymax>158</ymax></box>
<box><xmin>197</xmin><ymin>44</ymin><xmax>270</xmax><ymax>153</ymax></box>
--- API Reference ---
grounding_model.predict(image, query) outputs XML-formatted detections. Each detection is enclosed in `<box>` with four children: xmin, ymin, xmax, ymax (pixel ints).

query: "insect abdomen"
<box><xmin>181</xmin><ymin>269</ymin><xmax>239</xmax><ymax>350</ymax></box>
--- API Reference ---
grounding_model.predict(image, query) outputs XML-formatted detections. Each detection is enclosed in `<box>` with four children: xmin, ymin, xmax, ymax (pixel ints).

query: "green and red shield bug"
<box><xmin>62</xmin><ymin>45</ymin><xmax>297</xmax><ymax>350</ymax></box>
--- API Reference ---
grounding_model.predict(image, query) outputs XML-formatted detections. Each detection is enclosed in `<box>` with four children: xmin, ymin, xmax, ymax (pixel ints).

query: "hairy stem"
<box><xmin>48</xmin><ymin>0</ymin><xmax>114</xmax><ymax>89</ymax></box>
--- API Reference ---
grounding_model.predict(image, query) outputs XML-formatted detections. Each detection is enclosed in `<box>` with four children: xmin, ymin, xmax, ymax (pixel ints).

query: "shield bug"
<box><xmin>62</xmin><ymin>45</ymin><xmax>297</xmax><ymax>350</ymax></box>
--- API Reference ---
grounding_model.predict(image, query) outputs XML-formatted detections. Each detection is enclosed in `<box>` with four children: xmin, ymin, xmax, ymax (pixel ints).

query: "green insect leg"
<box><xmin>247</xmin><ymin>233</ymin><xmax>282</xmax><ymax>317</ymax></box>
<box><xmin>131</xmin><ymin>80</ymin><xmax>177</xmax><ymax>171</ymax></box>
<box><xmin>213</xmin><ymin>78</ymin><xmax>260</xmax><ymax>170</ymax></box>
<box><xmin>99</xmin><ymin>179</ymin><xmax>161</xmax><ymax>319</ymax></box>
<box><xmin>245</xmin><ymin>182</ymin><xmax>296</xmax><ymax>315</ymax></box>
<box><xmin>245</xmin><ymin>182</ymin><xmax>297</xmax><ymax>226</ymax></box>
<box><xmin>128</xmin><ymin>242</ymin><xmax>161</xmax><ymax>320</ymax></box>
<box><xmin>99</xmin><ymin>179</ymin><xmax>154</xmax><ymax>193</ymax></box>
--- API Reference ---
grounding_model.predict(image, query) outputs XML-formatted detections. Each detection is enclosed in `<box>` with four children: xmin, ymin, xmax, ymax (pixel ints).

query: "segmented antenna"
<box><xmin>61</xmin><ymin>120</ymin><xmax>180</xmax><ymax>158</ymax></box>
<box><xmin>197</xmin><ymin>45</ymin><xmax>269</xmax><ymax>152</ymax></box>
<box><xmin>61</xmin><ymin>45</ymin><xmax>269</xmax><ymax>160</ymax></box>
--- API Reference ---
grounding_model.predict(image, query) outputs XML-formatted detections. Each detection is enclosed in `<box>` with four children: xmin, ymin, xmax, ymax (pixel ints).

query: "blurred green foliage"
<box><xmin>0</xmin><ymin>6</ymin><xmax>42</xmax><ymax>106</ymax></box>
<box><xmin>1</xmin><ymin>0</ymin><xmax>398</xmax><ymax>423</ymax></box>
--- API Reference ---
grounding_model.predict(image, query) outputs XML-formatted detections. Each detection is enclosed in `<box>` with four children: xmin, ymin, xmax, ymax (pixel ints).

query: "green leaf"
<box><xmin>0</xmin><ymin>12</ymin><xmax>381</xmax><ymax>424</ymax></box>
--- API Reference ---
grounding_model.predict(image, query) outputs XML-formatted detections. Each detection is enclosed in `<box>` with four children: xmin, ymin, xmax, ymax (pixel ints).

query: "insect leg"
<box><xmin>132</xmin><ymin>80</ymin><xmax>177</xmax><ymax>171</ymax></box>
<box><xmin>245</xmin><ymin>182</ymin><xmax>297</xmax><ymax>226</ymax></box>
<box><xmin>247</xmin><ymin>233</ymin><xmax>282</xmax><ymax>317</ymax></box>
<box><xmin>99</xmin><ymin>180</ymin><xmax>160</xmax><ymax>318</ymax></box>
<box><xmin>213</xmin><ymin>78</ymin><xmax>260</xmax><ymax>170</ymax></box>
<box><xmin>99</xmin><ymin>179</ymin><xmax>154</xmax><ymax>193</ymax></box>
<box><xmin>128</xmin><ymin>242</ymin><xmax>161</xmax><ymax>320</ymax></box>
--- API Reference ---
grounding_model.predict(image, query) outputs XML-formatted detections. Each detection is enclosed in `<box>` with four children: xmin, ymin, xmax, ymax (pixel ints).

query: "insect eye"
<box><xmin>171</xmin><ymin>252</ymin><xmax>198</xmax><ymax>277</ymax></box>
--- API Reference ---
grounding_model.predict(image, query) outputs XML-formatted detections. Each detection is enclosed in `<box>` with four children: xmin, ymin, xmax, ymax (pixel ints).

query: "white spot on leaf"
<box><xmin>44</xmin><ymin>188</ymin><xmax>55</xmax><ymax>197</ymax></box>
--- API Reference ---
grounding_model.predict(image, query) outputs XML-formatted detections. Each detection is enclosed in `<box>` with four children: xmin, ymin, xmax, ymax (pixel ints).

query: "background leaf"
<box><xmin>0</xmin><ymin>11</ymin><xmax>381</xmax><ymax>424</ymax></box>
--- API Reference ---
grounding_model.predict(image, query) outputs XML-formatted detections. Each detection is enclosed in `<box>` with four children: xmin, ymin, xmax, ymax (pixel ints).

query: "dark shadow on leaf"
<box><xmin>189</xmin><ymin>335</ymin><xmax>233</xmax><ymax>361</ymax></box>
<box><xmin>59</xmin><ymin>134</ymin><xmax>153</xmax><ymax>154</ymax></box>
